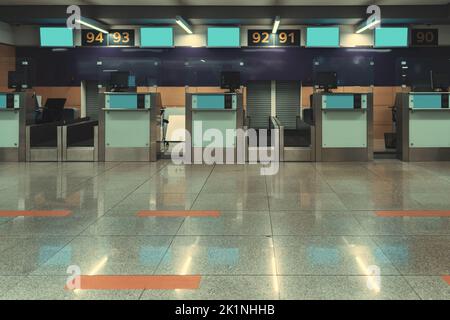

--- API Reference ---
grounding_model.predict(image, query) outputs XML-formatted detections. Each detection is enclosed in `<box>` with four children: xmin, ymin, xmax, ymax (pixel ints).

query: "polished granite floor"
<box><xmin>0</xmin><ymin>160</ymin><xmax>449</xmax><ymax>300</ymax></box>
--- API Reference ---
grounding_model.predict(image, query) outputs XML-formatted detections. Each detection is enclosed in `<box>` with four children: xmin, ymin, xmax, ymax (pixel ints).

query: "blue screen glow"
<box><xmin>140</xmin><ymin>27</ymin><xmax>174</xmax><ymax>47</ymax></box>
<box><xmin>374</xmin><ymin>27</ymin><xmax>408</xmax><ymax>48</ymax></box>
<box><xmin>207</xmin><ymin>27</ymin><xmax>240</xmax><ymax>47</ymax></box>
<box><xmin>306</xmin><ymin>27</ymin><xmax>340</xmax><ymax>47</ymax></box>
<box><xmin>40</xmin><ymin>27</ymin><xmax>74</xmax><ymax>47</ymax></box>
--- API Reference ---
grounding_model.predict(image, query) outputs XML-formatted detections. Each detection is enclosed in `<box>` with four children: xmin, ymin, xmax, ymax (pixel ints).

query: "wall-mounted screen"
<box><xmin>374</xmin><ymin>27</ymin><xmax>408</xmax><ymax>48</ymax></box>
<box><xmin>207</xmin><ymin>27</ymin><xmax>240</xmax><ymax>47</ymax></box>
<box><xmin>40</xmin><ymin>27</ymin><xmax>74</xmax><ymax>47</ymax></box>
<box><xmin>306</xmin><ymin>27</ymin><xmax>340</xmax><ymax>48</ymax></box>
<box><xmin>140</xmin><ymin>27</ymin><xmax>174</xmax><ymax>47</ymax></box>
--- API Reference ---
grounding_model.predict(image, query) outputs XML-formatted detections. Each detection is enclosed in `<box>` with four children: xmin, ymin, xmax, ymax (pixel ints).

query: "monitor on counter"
<box><xmin>220</xmin><ymin>72</ymin><xmax>241</xmax><ymax>92</ymax></box>
<box><xmin>8</xmin><ymin>71</ymin><xmax>31</xmax><ymax>91</ymax></box>
<box><xmin>110</xmin><ymin>71</ymin><xmax>130</xmax><ymax>91</ymax></box>
<box><xmin>432</xmin><ymin>72</ymin><xmax>449</xmax><ymax>92</ymax></box>
<box><xmin>45</xmin><ymin>98</ymin><xmax>66</xmax><ymax>110</ymax></box>
<box><xmin>315</xmin><ymin>72</ymin><xmax>338</xmax><ymax>92</ymax></box>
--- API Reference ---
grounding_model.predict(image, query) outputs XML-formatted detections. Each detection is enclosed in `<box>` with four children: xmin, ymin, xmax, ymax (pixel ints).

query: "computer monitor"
<box><xmin>42</xmin><ymin>98</ymin><xmax>66</xmax><ymax>123</ymax></box>
<box><xmin>8</xmin><ymin>71</ymin><xmax>31</xmax><ymax>92</ymax></box>
<box><xmin>432</xmin><ymin>72</ymin><xmax>449</xmax><ymax>92</ymax></box>
<box><xmin>45</xmin><ymin>98</ymin><xmax>66</xmax><ymax>110</ymax></box>
<box><xmin>220</xmin><ymin>71</ymin><xmax>241</xmax><ymax>92</ymax></box>
<box><xmin>315</xmin><ymin>72</ymin><xmax>337</xmax><ymax>92</ymax></box>
<box><xmin>110</xmin><ymin>71</ymin><xmax>130</xmax><ymax>91</ymax></box>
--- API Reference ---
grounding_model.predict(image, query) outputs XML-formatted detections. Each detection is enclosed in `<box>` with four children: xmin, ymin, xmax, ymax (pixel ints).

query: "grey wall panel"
<box><xmin>276</xmin><ymin>81</ymin><xmax>300</xmax><ymax>130</ymax></box>
<box><xmin>246</xmin><ymin>81</ymin><xmax>271</xmax><ymax>129</ymax></box>
<box><xmin>86</xmin><ymin>81</ymin><xmax>99</xmax><ymax>120</ymax></box>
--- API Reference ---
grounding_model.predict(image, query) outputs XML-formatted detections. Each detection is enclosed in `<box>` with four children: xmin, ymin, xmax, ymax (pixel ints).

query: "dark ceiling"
<box><xmin>0</xmin><ymin>5</ymin><xmax>449</xmax><ymax>26</ymax></box>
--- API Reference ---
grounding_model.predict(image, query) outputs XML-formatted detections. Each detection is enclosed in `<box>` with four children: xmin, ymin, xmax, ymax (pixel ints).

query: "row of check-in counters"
<box><xmin>1</xmin><ymin>90</ymin><xmax>450</xmax><ymax>162</ymax></box>
<box><xmin>27</xmin><ymin>118</ymin><xmax>98</xmax><ymax>162</ymax></box>
<box><xmin>0</xmin><ymin>91</ymin><xmax>99</xmax><ymax>162</ymax></box>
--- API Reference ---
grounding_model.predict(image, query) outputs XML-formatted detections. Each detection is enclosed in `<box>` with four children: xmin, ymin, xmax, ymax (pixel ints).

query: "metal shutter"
<box><xmin>86</xmin><ymin>81</ymin><xmax>99</xmax><ymax>120</ymax></box>
<box><xmin>276</xmin><ymin>81</ymin><xmax>300</xmax><ymax>129</ymax></box>
<box><xmin>246</xmin><ymin>81</ymin><xmax>271</xmax><ymax>129</ymax></box>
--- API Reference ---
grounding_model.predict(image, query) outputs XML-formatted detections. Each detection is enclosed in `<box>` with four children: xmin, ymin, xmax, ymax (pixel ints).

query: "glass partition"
<box><xmin>181</xmin><ymin>57</ymin><xmax>245</xmax><ymax>89</ymax></box>
<box><xmin>396</xmin><ymin>57</ymin><xmax>450</xmax><ymax>93</ymax></box>
<box><xmin>96</xmin><ymin>56</ymin><xmax>162</xmax><ymax>89</ymax></box>
<box><xmin>312</xmin><ymin>56</ymin><xmax>374</xmax><ymax>93</ymax></box>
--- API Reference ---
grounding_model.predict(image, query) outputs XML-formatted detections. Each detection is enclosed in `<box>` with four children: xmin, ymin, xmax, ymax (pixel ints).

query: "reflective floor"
<box><xmin>0</xmin><ymin>160</ymin><xmax>449</xmax><ymax>300</ymax></box>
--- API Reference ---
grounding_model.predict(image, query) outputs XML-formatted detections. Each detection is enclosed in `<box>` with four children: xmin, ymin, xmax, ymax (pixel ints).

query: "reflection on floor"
<box><xmin>0</xmin><ymin>160</ymin><xmax>449</xmax><ymax>300</ymax></box>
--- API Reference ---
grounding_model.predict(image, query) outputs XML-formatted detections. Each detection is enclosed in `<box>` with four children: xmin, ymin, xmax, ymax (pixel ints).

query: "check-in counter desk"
<box><xmin>62</xmin><ymin>120</ymin><xmax>98</xmax><ymax>161</ymax></box>
<box><xmin>312</xmin><ymin>93</ymin><xmax>373</xmax><ymax>161</ymax></box>
<box><xmin>396</xmin><ymin>92</ymin><xmax>450</xmax><ymax>161</ymax></box>
<box><xmin>26</xmin><ymin>122</ymin><xmax>62</xmax><ymax>161</ymax></box>
<box><xmin>0</xmin><ymin>92</ymin><xmax>32</xmax><ymax>161</ymax></box>
<box><xmin>186</xmin><ymin>93</ymin><xmax>244</xmax><ymax>163</ymax></box>
<box><xmin>99</xmin><ymin>92</ymin><xmax>160</xmax><ymax>161</ymax></box>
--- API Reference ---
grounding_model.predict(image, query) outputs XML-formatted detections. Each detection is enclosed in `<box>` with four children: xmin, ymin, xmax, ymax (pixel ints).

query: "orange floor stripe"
<box><xmin>137</xmin><ymin>210</ymin><xmax>220</xmax><ymax>217</ymax></box>
<box><xmin>443</xmin><ymin>276</ymin><xmax>450</xmax><ymax>285</ymax></box>
<box><xmin>67</xmin><ymin>275</ymin><xmax>201</xmax><ymax>290</ymax></box>
<box><xmin>0</xmin><ymin>210</ymin><xmax>71</xmax><ymax>217</ymax></box>
<box><xmin>376</xmin><ymin>211</ymin><xmax>450</xmax><ymax>217</ymax></box>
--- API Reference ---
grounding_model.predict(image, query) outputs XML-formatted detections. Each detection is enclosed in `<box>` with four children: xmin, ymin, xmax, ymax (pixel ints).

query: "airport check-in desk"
<box><xmin>99</xmin><ymin>92</ymin><xmax>161</xmax><ymax>161</ymax></box>
<box><xmin>312</xmin><ymin>92</ymin><xmax>373</xmax><ymax>161</ymax></box>
<box><xmin>186</xmin><ymin>93</ymin><xmax>244</xmax><ymax>163</ymax></box>
<box><xmin>62</xmin><ymin>120</ymin><xmax>98</xmax><ymax>161</ymax></box>
<box><xmin>396</xmin><ymin>92</ymin><xmax>450</xmax><ymax>161</ymax></box>
<box><xmin>0</xmin><ymin>92</ymin><xmax>32</xmax><ymax>161</ymax></box>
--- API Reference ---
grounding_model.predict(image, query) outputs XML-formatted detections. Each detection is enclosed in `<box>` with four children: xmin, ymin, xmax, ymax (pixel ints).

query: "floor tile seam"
<box><xmin>101</xmin><ymin>161</ymin><xmax>171</xmax><ymax>217</ymax></box>
<box><xmin>0</xmin><ymin>234</ymin><xmax>80</xmax><ymax>284</ymax></box>
<box><xmin>55</xmin><ymin>162</ymin><xmax>124</xmax><ymax>197</ymax></box>
<box><xmin>402</xmin><ymin>275</ymin><xmax>425</xmax><ymax>300</ymax></box>
<box><xmin>188</xmin><ymin>164</ymin><xmax>216</xmax><ymax>211</ymax></box>
<box><xmin>367</xmin><ymin>235</ymin><xmax>412</xmax><ymax>278</ymax></box>
<box><xmin>152</xmin><ymin>162</ymin><xmax>197</xmax><ymax>278</ymax></box>
<box><xmin>267</xmin><ymin>173</ymin><xmax>280</xmax><ymax>299</ymax></box>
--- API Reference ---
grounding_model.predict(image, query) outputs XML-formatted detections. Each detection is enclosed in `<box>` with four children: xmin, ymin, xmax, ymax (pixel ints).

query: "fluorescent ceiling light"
<box><xmin>76</xmin><ymin>18</ymin><xmax>108</xmax><ymax>34</ymax></box>
<box><xmin>176</xmin><ymin>16</ymin><xmax>193</xmax><ymax>34</ymax></box>
<box><xmin>355</xmin><ymin>19</ymin><xmax>380</xmax><ymax>34</ymax></box>
<box><xmin>272</xmin><ymin>16</ymin><xmax>281</xmax><ymax>34</ymax></box>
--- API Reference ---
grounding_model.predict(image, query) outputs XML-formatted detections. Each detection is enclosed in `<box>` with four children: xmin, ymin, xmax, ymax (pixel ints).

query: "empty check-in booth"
<box><xmin>0</xmin><ymin>92</ymin><xmax>31</xmax><ymax>161</ymax></box>
<box><xmin>186</xmin><ymin>92</ymin><xmax>244</xmax><ymax>163</ymax></box>
<box><xmin>312</xmin><ymin>57</ymin><xmax>374</xmax><ymax>162</ymax></box>
<box><xmin>395</xmin><ymin>58</ymin><xmax>450</xmax><ymax>161</ymax></box>
<box><xmin>99</xmin><ymin>91</ymin><xmax>161</xmax><ymax>161</ymax></box>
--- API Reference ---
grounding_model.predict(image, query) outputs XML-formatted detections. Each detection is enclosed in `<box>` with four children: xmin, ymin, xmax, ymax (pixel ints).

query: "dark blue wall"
<box><xmin>15</xmin><ymin>46</ymin><xmax>450</xmax><ymax>87</ymax></box>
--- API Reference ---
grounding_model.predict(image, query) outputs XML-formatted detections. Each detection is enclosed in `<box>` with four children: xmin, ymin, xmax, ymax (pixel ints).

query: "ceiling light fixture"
<box><xmin>272</xmin><ymin>16</ymin><xmax>281</xmax><ymax>34</ymax></box>
<box><xmin>176</xmin><ymin>16</ymin><xmax>193</xmax><ymax>34</ymax></box>
<box><xmin>76</xmin><ymin>18</ymin><xmax>109</xmax><ymax>34</ymax></box>
<box><xmin>355</xmin><ymin>19</ymin><xmax>381</xmax><ymax>34</ymax></box>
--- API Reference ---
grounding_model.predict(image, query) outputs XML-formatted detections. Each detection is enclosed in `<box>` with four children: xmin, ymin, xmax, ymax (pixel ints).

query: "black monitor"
<box><xmin>412</xmin><ymin>86</ymin><xmax>433</xmax><ymax>93</ymax></box>
<box><xmin>8</xmin><ymin>71</ymin><xmax>31</xmax><ymax>92</ymax></box>
<box><xmin>220</xmin><ymin>71</ymin><xmax>241</xmax><ymax>92</ymax></box>
<box><xmin>110</xmin><ymin>71</ymin><xmax>130</xmax><ymax>91</ymax></box>
<box><xmin>42</xmin><ymin>98</ymin><xmax>66</xmax><ymax>123</ymax></box>
<box><xmin>315</xmin><ymin>72</ymin><xmax>337</xmax><ymax>92</ymax></box>
<box><xmin>45</xmin><ymin>98</ymin><xmax>66</xmax><ymax>110</ymax></box>
<box><xmin>432</xmin><ymin>72</ymin><xmax>449</xmax><ymax>92</ymax></box>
